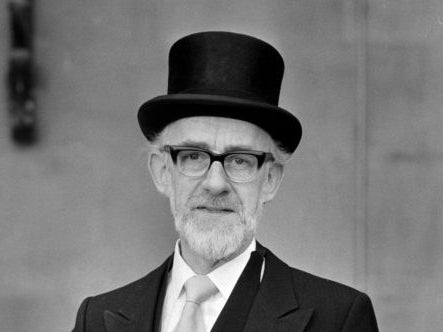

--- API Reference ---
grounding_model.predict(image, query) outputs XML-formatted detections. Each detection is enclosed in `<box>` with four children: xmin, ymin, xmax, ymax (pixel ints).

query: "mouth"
<box><xmin>194</xmin><ymin>206</ymin><xmax>235</xmax><ymax>214</ymax></box>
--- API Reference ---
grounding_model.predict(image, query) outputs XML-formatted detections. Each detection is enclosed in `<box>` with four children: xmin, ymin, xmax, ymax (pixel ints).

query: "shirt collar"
<box><xmin>169</xmin><ymin>239</ymin><xmax>256</xmax><ymax>301</ymax></box>
<box><xmin>207</xmin><ymin>239</ymin><xmax>256</xmax><ymax>299</ymax></box>
<box><xmin>167</xmin><ymin>241</ymin><xmax>197</xmax><ymax>302</ymax></box>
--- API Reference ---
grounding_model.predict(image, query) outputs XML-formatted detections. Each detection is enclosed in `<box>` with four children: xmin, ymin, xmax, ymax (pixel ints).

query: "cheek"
<box><xmin>236</xmin><ymin>182</ymin><xmax>266</xmax><ymax>212</ymax></box>
<box><xmin>171</xmin><ymin>176</ymin><xmax>198</xmax><ymax>209</ymax></box>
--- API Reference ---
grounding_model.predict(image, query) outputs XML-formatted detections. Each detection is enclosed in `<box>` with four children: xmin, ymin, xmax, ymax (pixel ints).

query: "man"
<box><xmin>73</xmin><ymin>31</ymin><xmax>378</xmax><ymax>332</ymax></box>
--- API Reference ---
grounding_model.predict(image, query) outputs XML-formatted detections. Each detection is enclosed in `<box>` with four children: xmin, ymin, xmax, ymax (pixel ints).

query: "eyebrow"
<box><xmin>175</xmin><ymin>141</ymin><xmax>211</xmax><ymax>150</ymax></box>
<box><xmin>174</xmin><ymin>140</ymin><xmax>257</xmax><ymax>152</ymax></box>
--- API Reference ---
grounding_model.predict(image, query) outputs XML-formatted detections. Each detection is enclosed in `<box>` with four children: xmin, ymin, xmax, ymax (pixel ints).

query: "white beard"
<box><xmin>171</xmin><ymin>195</ymin><xmax>263</xmax><ymax>262</ymax></box>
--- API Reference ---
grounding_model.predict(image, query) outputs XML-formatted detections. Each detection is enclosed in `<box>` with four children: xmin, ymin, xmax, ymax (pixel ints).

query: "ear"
<box><xmin>148</xmin><ymin>150</ymin><xmax>171</xmax><ymax>197</ymax></box>
<box><xmin>261</xmin><ymin>163</ymin><xmax>284</xmax><ymax>203</ymax></box>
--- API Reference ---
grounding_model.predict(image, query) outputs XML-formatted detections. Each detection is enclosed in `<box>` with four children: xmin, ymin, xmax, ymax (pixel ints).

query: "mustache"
<box><xmin>186</xmin><ymin>195</ymin><xmax>242</xmax><ymax>212</ymax></box>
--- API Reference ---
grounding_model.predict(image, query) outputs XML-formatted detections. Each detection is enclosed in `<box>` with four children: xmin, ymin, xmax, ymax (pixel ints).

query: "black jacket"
<box><xmin>73</xmin><ymin>243</ymin><xmax>378</xmax><ymax>331</ymax></box>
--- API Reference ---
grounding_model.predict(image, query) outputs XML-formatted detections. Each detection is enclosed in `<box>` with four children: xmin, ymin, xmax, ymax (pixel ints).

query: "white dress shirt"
<box><xmin>160</xmin><ymin>239</ymin><xmax>258</xmax><ymax>332</ymax></box>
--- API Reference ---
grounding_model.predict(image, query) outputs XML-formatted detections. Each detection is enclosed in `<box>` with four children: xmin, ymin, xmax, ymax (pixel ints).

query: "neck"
<box><xmin>179</xmin><ymin>237</ymin><xmax>253</xmax><ymax>274</ymax></box>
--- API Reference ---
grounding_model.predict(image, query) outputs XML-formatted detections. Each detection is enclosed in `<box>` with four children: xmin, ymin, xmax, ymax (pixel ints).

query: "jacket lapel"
<box><xmin>243</xmin><ymin>243</ymin><xmax>314</xmax><ymax>332</ymax></box>
<box><xmin>104</xmin><ymin>310</ymin><xmax>136</xmax><ymax>332</ymax></box>
<box><xmin>104</xmin><ymin>255</ymin><xmax>173</xmax><ymax>332</ymax></box>
<box><xmin>102</xmin><ymin>244</ymin><xmax>313</xmax><ymax>332</ymax></box>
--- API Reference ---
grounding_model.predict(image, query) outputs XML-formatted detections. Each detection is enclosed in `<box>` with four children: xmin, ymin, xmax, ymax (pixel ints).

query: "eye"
<box><xmin>188</xmin><ymin>152</ymin><xmax>201</xmax><ymax>160</ymax></box>
<box><xmin>226</xmin><ymin>154</ymin><xmax>256</xmax><ymax>169</ymax></box>
<box><xmin>178</xmin><ymin>150</ymin><xmax>207</xmax><ymax>163</ymax></box>
<box><xmin>233</xmin><ymin>157</ymin><xmax>247</xmax><ymax>165</ymax></box>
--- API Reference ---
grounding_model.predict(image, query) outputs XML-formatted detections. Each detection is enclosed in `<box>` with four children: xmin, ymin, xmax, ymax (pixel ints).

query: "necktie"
<box><xmin>174</xmin><ymin>275</ymin><xmax>218</xmax><ymax>332</ymax></box>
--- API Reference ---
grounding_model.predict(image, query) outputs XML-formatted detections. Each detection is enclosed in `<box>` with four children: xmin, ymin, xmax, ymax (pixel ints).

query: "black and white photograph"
<box><xmin>1</xmin><ymin>1</ymin><xmax>442</xmax><ymax>331</ymax></box>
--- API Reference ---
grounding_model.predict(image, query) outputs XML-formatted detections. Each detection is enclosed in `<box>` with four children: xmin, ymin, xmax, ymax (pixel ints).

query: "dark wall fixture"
<box><xmin>7</xmin><ymin>0</ymin><xmax>36</xmax><ymax>145</ymax></box>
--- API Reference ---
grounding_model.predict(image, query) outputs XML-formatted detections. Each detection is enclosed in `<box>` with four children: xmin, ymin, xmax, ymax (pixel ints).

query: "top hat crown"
<box><xmin>138</xmin><ymin>31</ymin><xmax>302</xmax><ymax>153</ymax></box>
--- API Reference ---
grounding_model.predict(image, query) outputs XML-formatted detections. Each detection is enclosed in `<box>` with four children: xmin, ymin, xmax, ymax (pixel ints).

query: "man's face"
<box><xmin>152</xmin><ymin>116</ymin><xmax>283</xmax><ymax>262</ymax></box>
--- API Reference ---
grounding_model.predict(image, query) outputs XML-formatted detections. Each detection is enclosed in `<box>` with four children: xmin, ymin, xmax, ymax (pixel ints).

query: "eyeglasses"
<box><xmin>162</xmin><ymin>145</ymin><xmax>274</xmax><ymax>182</ymax></box>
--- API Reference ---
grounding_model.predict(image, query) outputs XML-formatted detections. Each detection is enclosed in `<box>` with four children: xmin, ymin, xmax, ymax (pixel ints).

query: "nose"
<box><xmin>200</xmin><ymin>161</ymin><xmax>231</xmax><ymax>195</ymax></box>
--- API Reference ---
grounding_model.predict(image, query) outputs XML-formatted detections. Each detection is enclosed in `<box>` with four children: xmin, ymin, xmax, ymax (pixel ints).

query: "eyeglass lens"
<box><xmin>176</xmin><ymin>150</ymin><xmax>259</xmax><ymax>181</ymax></box>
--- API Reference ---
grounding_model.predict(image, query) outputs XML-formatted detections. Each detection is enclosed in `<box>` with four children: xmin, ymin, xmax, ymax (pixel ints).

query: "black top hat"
<box><xmin>138</xmin><ymin>31</ymin><xmax>302</xmax><ymax>154</ymax></box>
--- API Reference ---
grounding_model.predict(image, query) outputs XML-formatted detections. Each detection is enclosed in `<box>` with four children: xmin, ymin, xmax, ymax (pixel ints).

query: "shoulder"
<box><xmin>262</xmin><ymin>245</ymin><xmax>369</xmax><ymax>307</ymax></box>
<box><xmin>72</xmin><ymin>273</ymin><xmax>155</xmax><ymax>332</ymax></box>
<box><xmin>72</xmin><ymin>255</ymin><xmax>172</xmax><ymax>331</ymax></box>
<box><xmin>287</xmin><ymin>267</ymin><xmax>378</xmax><ymax>331</ymax></box>
<box><xmin>85</xmin><ymin>272</ymin><xmax>152</xmax><ymax>308</ymax></box>
<box><xmin>288</xmin><ymin>265</ymin><xmax>369</xmax><ymax>308</ymax></box>
<box><xmin>263</xmin><ymin>247</ymin><xmax>378</xmax><ymax>330</ymax></box>
<box><xmin>88</xmin><ymin>255</ymin><xmax>170</xmax><ymax>307</ymax></box>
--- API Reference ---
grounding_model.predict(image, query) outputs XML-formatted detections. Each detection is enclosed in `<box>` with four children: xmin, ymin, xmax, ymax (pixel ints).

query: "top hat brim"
<box><xmin>138</xmin><ymin>93</ymin><xmax>302</xmax><ymax>154</ymax></box>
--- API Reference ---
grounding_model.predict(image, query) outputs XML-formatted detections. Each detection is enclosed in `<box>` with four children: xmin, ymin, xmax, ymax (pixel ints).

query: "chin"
<box><xmin>175</xmin><ymin>210</ymin><xmax>256</xmax><ymax>262</ymax></box>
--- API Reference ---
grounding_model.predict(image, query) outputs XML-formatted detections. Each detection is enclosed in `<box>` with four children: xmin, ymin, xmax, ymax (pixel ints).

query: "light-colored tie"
<box><xmin>174</xmin><ymin>275</ymin><xmax>218</xmax><ymax>332</ymax></box>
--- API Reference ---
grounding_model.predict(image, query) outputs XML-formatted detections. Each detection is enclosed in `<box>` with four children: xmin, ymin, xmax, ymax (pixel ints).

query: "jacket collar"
<box><xmin>242</xmin><ymin>242</ymin><xmax>313</xmax><ymax>332</ymax></box>
<box><xmin>103</xmin><ymin>242</ymin><xmax>313</xmax><ymax>332</ymax></box>
<box><xmin>104</xmin><ymin>255</ymin><xmax>173</xmax><ymax>332</ymax></box>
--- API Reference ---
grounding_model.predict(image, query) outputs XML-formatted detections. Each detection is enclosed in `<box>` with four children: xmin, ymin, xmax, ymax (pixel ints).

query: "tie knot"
<box><xmin>184</xmin><ymin>275</ymin><xmax>218</xmax><ymax>304</ymax></box>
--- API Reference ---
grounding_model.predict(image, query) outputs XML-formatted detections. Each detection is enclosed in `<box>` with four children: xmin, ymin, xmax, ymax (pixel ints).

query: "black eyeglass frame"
<box><xmin>162</xmin><ymin>145</ymin><xmax>275</xmax><ymax>182</ymax></box>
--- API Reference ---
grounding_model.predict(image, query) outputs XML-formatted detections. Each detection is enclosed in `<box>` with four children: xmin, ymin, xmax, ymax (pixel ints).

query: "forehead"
<box><xmin>161</xmin><ymin>116</ymin><xmax>274</xmax><ymax>152</ymax></box>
